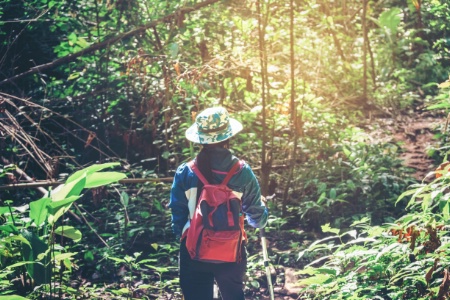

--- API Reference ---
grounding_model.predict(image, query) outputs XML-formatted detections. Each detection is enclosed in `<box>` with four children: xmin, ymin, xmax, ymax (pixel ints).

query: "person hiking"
<box><xmin>169</xmin><ymin>106</ymin><xmax>269</xmax><ymax>300</ymax></box>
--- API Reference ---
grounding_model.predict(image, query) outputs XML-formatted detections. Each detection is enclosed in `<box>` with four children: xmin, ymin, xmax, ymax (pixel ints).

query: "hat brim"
<box><xmin>185</xmin><ymin>118</ymin><xmax>243</xmax><ymax>144</ymax></box>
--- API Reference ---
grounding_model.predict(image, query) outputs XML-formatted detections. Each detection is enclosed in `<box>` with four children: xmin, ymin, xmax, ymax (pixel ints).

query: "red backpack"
<box><xmin>185</xmin><ymin>160</ymin><xmax>246</xmax><ymax>263</ymax></box>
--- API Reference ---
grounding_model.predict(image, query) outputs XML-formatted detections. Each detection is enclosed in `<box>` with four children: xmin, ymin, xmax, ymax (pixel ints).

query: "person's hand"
<box><xmin>261</xmin><ymin>195</ymin><xmax>267</xmax><ymax>204</ymax></box>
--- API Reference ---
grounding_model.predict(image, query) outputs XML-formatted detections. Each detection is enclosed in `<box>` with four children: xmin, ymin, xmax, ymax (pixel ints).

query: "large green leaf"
<box><xmin>47</xmin><ymin>195</ymin><xmax>80</xmax><ymax>214</ymax></box>
<box><xmin>20</xmin><ymin>230</ymin><xmax>51</xmax><ymax>286</ymax></box>
<box><xmin>65</xmin><ymin>162</ymin><xmax>121</xmax><ymax>184</ymax></box>
<box><xmin>54</xmin><ymin>226</ymin><xmax>82</xmax><ymax>242</ymax></box>
<box><xmin>85</xmin><ymin>171</ymin><xmax>127</xmax><ymax>188</ymax></box>
<box><xmin>6</xmin><ymin>261</ymin><xmax>37</xmax><ymax>269</ymax></box>
<box><xmin>54</xmin><ymin>252</ymin><xmax>77</xmax><ymax>262</ymax></box>
<box><xmin>5</xmin><ymin>235</ymin><xmax>31</xmax><ymax>248</ymax></box>
<box><xmin>29</xmin><ymin>197</ymin><xmax>51</xmax><ymax>227</ymax></box>
<box><xmin>51</xmin><ymin>173</ymin><xmax>86</xmax><ymax>201</ymax></box>
<box><xmin>0</xmin><ymin>224</ymin><xmax>18</xmax><ymax>234</ymax></box>
<box><xmin>0</xmin><ymin>295</ymin><xmax>29</xmax><ymax>300</ymax></box>
<box><xmin>48</xmin><ymin>205</ymin><xmax>72</xmax><ymax>226</ymax></box>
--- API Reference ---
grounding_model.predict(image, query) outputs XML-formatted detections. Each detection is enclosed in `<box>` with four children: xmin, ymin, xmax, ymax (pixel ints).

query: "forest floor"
<box><xmin>369</xmin><ymin>105</ymin><xmax>444</xmax><ymax>182</ymax></box>
<box><xmin>261</xmin><ymin>105</ymin><xmax>445</xmax><ymax>300</ymax></box>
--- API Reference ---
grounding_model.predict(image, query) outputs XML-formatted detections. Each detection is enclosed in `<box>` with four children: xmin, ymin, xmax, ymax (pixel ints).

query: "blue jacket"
<box><xmin>169</xmin><ymin>147</ymin><xmax>268</xmax><ymax>238</ymax></box>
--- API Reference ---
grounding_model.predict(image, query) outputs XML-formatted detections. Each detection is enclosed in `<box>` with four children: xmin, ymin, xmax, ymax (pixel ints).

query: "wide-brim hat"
<box><xmin>185</xmin><ymin>107</ymin><xmax>243</xmax><ymax>144</ymax></box>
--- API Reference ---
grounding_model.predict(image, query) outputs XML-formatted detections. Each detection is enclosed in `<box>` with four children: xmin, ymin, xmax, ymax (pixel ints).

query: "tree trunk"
<box><xmin>362</xmin><ymin>0</ymin><xmax>368</xmax><ymax>100</ymax></box>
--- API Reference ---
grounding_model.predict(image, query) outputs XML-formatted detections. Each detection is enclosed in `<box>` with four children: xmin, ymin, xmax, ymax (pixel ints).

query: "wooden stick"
<box><xmin>0</xmin><ymin>177</ymin><xmax>174</xmax><ymax>191</ymax></box>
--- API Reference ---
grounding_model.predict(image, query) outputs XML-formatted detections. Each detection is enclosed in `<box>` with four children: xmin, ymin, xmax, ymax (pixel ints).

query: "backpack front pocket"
<box><xmin>198</xmin><ymin>229</ymin><xmax>241</xmax><ymax>263</ymax></box>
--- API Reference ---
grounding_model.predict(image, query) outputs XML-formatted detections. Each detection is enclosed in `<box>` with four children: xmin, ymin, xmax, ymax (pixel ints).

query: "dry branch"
<box><xmin>0</xmin><ymin>0</ymin><xmax>221</xmax><ymax>86</ymax></box>
<box><xmin>0</xmin><ymin>93</ymin><xmax>120</xmax><ymax>163</ymax></box>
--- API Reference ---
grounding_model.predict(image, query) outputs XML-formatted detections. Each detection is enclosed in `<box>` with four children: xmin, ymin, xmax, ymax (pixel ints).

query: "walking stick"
<box><xmin>260</xmin><ymin>228</ymin><xmax>275</xmax><ymax>300</ymax></box>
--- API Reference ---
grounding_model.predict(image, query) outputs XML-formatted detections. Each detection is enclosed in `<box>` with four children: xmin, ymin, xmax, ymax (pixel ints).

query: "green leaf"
<box><xmin>350</xmin><ymin>217</ymin><xmax>370</xmax><ymax>227</ymax></box>
<box><xmin>296</xmin><ymin>267</ymin><xmax>318</xmax><ymax>276</ymax></box>
<box><xmin>84</xmin><ymin>251</ymin><xmax>94</xmax><ymax>262</ymax></box>
<box><xmin>76</xmin><ymin>37</ymin><xmax>90</xmax><ymax>48</ymax></box>
<box><xmin>297</xmin><ymin>249</ymin><xmax>307</xmax><ymax>260</ymax></box>
<box><xmin>321</xmin><ymin>223</ymin><xmax>340</xmax><ymax>235</ymax></box>
<box><xmin>85</xmin><ymin>172</ymin><xmax>127</xmax><ymax>188</ymax></box>
<box><xmin>379</xmin><ymin>8</ymin><xmax>401</xmax><ymax>35</ymax></box>
<box><xmin>438</xmin><ymin>80</ymin><xmax>450</xmax><ymax>89</ymax></box>
<box><xmin>67</xmin><ymin>72</ymin><xmax>80</xmax><ymax>80</ymax></box>
<box><xmin>47</xmin><ymin>195</ymin><xmax>80</xmax><ymax>214</ymax></box>
<box><xmin>6</xmin><ymin>261</ymin><xmax>38</xmax><ymax>269</ymax></box>
<box><xmin>54</xmin><ymin>252</ymin><xmax>77</xmax><ymax>262</ymax></box>
<box><xmin>0</xmin><ymin>224</ymin><xmax>18</xmax><ymax>233</ymax></box>
<box><xmin>442</xmin><ymin>201</ymin><xmax>449</xmax><ymax>220</ymax></box>
<box><xmin>54</xmin><ymin>226</ymin><xmax>82</xmax><ymax>242</ymax></box>
<box><xmin>0</xmin><ymin>206</ymin><xmax>10</xmax><ymax>214</ymax></box>
<box><xmin>317</xmin><ymin>192</ymin><xmax>327</xmax><ymax>205</ymax></box>
<box><xmin>68</xmin><ymin>32</ymin><xmax>77</xmax><ymax>42</ymax></box>
<box><xmin>63</xmin><ymin>257</ymin><xmax>72</xmax><ymax>271</ymax></box>
<box><xmin>395</xmin><ymin>187</ymin><xmax>420</xmax><ymax>205</ymax></box>
<box><xmin>29</xmin><ymin>197</ymin><xmax>51</xmax><ymax>226</ymax></box>
<box><xmin>250</xmin><ymin>280</ymin><xmax>260</xmax><ymax>288</ymax></box>
<box><xmin>108</xmin><ymin>256</ymin><xmax>126</xmax><ymax>263</ymax></box>
<box><xmin>120</xmin><ymin>191</ymin><xmax>129</xmax><ymax>207</ymax></box>
<box><xmin>161</xmin><ymin>151</ymin><xmax>170</xmax><ymax>159</ymax></box>
<box><xmin>407</xmin><ymin>185</ymin><xmax>431</xmax><ymax>208</ymax></box>
<box><xmin>329</xmin><ymin>188</ymin><xmax>337</xmax><ymax>199</ymax></box>
<box><xmin>20</xmin><ymin>230</ymin><xmax>51</xmax><ymax>285</ymax></box>
<box><xmin>297</xmin><ymin>273</ymin><xmax>331</xmax><ymax>286</ymax></box>
<box><xmin>146</xmin><ymin>265</ymin><xmax>170</xmax><ymax>273</ymax></box>
<box><xmin>5</xmin><ymin>235</ymin><xmax>31</xmax><ymax>248</ymax></box>
<box><xmin>111</xmin><ymin>287</ymin><xmax>130</xmax><ymax>295</ymax></box>
<box><xmin>48</xmin><ymin>205</ymin><xmax>71</xmax><ymax>225</ymax></box>
<box><xmin>0</xmin><ymin>295</ymin><xmax>29</xmax><ymax>300</ymax></box>
<box><xmin>169</xmin><ymin>43</ymin><xmax>179</xmax><ymax>59</ymax></box>
<box><xmin>66</xmin><ymin>163</ymin><xmax>121</xmax><ymax>184</ymax></box>
<box><xmin>51</xmin><ymin>174</ymin><xmax>86</xmax><ymax>201</ymax></box>
<box><xmin>343</xmin><ymin>146</ymin><xmax>352</xmax><ymax>160</ymax></box>
<box><xmin>421</xmin><ymin>194</ymin><xmax>431</xmax><ymax>211</ymax></box>
<box><xmin>427</xmin><ymin>102</ymin><xmax>450</xmax><ymax>110</ymax></box>
<box><xmin>316</xmin><ymin>267</ymin><xmax>337</xmax><ymax>276</ymax></box>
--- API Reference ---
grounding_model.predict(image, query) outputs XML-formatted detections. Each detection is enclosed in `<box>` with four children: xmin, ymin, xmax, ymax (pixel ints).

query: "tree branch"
<box><xmin>0</xmin><ymin>0</ymin><xmax>221</xmax><ymax>87</ymax></box>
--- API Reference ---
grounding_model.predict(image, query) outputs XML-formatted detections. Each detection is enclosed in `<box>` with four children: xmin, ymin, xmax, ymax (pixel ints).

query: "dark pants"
<box><xmin>179</xmin><ymin>239</ymin><xmax>247</xmax><ymax>300</ymax></box>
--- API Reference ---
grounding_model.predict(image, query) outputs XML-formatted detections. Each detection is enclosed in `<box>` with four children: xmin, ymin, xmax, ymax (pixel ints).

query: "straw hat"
<box><xmin>185</xmin><ymin>107</ymin><xmax>243</xmax><ymax>144</ymax></box>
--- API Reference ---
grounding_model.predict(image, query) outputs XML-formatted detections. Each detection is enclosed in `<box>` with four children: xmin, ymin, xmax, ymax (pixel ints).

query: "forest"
<box><xmin>1</xmin><ymin>0</ymin><xmax>450</xmax><ymax>299</ymax></box>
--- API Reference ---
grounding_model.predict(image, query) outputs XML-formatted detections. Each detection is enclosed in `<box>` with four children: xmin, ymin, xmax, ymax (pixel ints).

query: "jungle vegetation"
<box><xmin>1</xmin><ymin>0</ymin><xmax>450</xmax><ymax>299</ymax></box>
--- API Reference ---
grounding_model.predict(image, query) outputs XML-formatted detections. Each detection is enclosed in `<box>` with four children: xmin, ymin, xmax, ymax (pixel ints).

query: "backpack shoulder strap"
<box><xmin>188</xmin><ymin>160</ymin><xmax>241</xmax><ymax>186</ymax></box>
<box><xmin>221</xmin><ymin>160</ymin><xmax>241</xmax><ymax>186</ymax></box>
<box><xmin>188</xmin><ymin>160</ymin><xmax>209</xmax><ymax>185</ymax></box>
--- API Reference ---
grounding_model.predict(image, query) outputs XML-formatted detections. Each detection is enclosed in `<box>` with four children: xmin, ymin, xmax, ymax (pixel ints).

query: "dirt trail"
<box><xmin>389</xmin><ymin>109</ymin><xmax>443</xmax><ymax>181</ymax></box>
